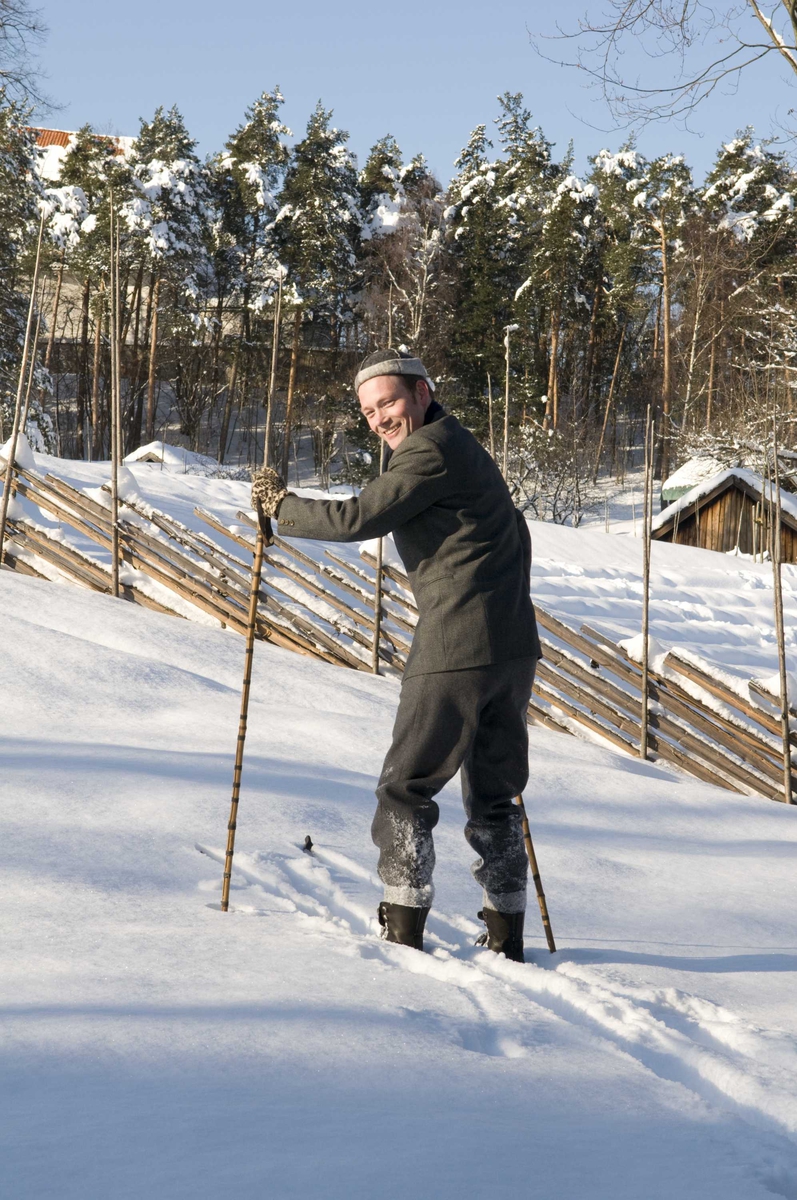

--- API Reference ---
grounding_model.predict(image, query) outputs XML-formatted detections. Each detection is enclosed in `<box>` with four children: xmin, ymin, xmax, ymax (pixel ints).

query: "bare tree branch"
<box><xmin>0</xmin><ymin>0</ymin><xmax>47</xmax><ymax>107</ymax></box>
<box><xmin>534</xmin><ymin>0</ymin><xmax>797</xmax><ymax>128</ymax></box>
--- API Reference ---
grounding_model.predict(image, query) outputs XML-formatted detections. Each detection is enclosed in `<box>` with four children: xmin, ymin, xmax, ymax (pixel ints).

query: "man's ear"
<box><xmin>417</xmin><ymin>380</ymin><xmax>432</xmax><ymax>410</ymax></box>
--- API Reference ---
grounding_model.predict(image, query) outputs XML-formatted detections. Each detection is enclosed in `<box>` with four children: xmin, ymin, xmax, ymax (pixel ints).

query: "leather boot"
<box><xmin>477</xmin><ymin>908</ymin><xmax>525</xmax><ymax>963</ymax></box>
<box><xmin>377</xmin><ymin>902</ymin><xmax>429</xmax><ymax>950</ymax></box>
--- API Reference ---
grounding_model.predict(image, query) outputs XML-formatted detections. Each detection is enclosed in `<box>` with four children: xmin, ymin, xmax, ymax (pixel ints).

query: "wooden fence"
<box><xmin>2</xmin><ymin>458</ymin><xmax>793</xmax><ymax>803</ymax></box>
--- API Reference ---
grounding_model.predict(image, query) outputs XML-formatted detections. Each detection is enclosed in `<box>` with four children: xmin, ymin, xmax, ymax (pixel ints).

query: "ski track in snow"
<box><xmin>196</xmin><ymin>840</ymin><xmax>797</xmax><ymax>1193</ymax></box>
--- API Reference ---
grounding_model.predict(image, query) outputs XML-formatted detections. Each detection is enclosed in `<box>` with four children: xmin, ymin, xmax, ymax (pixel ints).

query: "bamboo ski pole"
<box><xmin>372</xmin><ymin>440</ymin><xmax>386</xmax><ymax>675</ymax></box>
<box><xmin>769</xmin><ymin>427</ymin><xmax>793</xmax><ymax>803</ymax></box>
<box><xmin>515</xmin><ymin>794</ymin><xmax>556</xmax><ymax>953</ymax></box>
<box><xmin>0</xmin><ymin>208</ymin><xmax>45</xmax><ymax>569</ymax></box>
<box><xmin>221</xmin><ymin>501</ymin><xmax>274</xmax><ymax>911</ymax></box>
<box><xmin>640</xmin><ymin>407</ymin><xmax>654</xmax><ymax>760</ymax></box>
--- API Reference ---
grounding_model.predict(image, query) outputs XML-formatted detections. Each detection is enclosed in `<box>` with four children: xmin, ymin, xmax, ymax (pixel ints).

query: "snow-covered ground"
<box><xmin>2</xmin><ymin>452</ymin><xmax>797</xmax><ymax>1198</ymax></box>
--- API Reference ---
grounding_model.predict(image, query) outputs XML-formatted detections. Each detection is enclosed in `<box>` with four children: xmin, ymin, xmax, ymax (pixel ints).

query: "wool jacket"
<box><xmin>276</xmin><ymin>406</ymin><xmax>541</xmax><ymax>678</ymax></box>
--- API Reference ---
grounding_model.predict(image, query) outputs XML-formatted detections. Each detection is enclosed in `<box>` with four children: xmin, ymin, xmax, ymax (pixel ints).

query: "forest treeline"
<box><xmin>1</xmin><ymin>87</ymin><xmax>796</xmax><ymax>520</ymax></box>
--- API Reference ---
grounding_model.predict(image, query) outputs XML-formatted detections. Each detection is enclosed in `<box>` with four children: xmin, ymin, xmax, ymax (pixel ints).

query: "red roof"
<box><xmin>28</xmin><ymin>128</ymin><xmax>129</xmax><ymax>156</ymax></box>
<box><xmin>30</xmin><ymin>128</ymin><xmax>73</xmax><ymax>147</ymax></box>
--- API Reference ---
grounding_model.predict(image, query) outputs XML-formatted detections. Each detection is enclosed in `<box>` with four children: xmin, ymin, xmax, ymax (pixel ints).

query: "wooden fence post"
<box><xmin>640</xmin><ymin>407</ymin><xmax>654</xmax><ymax>759</ymax></box>
<box><xmin>770</xmin><ymin>427</ymin><xmax>793</xmax><ymax>803</ymax></box>
<box><xmin>0</xmin><ymin>208</ymin><xmax>45</xmax><ymax>569</ymax></box>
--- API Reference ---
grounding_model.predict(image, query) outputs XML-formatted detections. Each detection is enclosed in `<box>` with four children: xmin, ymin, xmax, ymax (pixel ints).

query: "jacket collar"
<box><xmin>423</xmin><ymin>399</ymin><xmax>445</xmax><ymax>425</ymax></box>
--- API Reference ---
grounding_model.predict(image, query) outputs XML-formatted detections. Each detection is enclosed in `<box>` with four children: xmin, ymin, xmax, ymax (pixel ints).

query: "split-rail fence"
<box><xmin>2</xmin><ymin>458</ymin><xmax>793</xmax><ymax>803</ymax></box>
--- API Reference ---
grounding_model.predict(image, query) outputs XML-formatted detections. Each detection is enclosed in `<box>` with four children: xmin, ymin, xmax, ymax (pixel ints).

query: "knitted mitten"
<box><xmin>251</xmin><ymin>466</ymin><xmax>288</xmax><ymax>518</ymax></box>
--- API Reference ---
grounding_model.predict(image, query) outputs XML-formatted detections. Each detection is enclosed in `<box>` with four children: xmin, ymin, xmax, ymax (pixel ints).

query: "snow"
<box><xmin>662</xmin><ymin>455</ymin><xmax>727</xmax><ymax>497</ymax></box>
<box><xmin>2</xmin><ymin>450</ymin><xmax>797</xmax><ymax>1197</ymax></box>
<box><xmin>0</xmin><ymin>429</ymin><xmax>37</xmax><ymax>471</ymax></box>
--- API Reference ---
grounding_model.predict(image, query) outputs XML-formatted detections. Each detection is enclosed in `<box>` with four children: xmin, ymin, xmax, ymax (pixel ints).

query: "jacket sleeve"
<box><xmin>275</xmin><ymin>433</ymin><xmax>448</xmax><ymax>543</ymax></box>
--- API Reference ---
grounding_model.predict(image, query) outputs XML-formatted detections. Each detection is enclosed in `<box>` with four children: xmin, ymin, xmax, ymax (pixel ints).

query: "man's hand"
<box><xmin>251</xmin><ymin>466</ymin><xmax>288</xmax><ymax>518</ymax></box>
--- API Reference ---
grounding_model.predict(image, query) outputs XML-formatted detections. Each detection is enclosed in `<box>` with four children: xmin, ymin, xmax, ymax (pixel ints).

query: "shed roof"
<box><xmin>661</xmin><ymin>456</ymin><xmax>726</xmax><ymax>500</ymax></box>
<box><xmin>652</xmin><ymin>468</ymin><xmax>797</xmax><ymax>538</ymax></box>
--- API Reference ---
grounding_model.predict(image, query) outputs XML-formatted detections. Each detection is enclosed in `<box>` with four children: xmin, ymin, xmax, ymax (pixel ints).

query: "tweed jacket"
<box><xmin>276</xmin><ymin>408</ymin><xmax>541</xmax><ymax>678</ymax></box>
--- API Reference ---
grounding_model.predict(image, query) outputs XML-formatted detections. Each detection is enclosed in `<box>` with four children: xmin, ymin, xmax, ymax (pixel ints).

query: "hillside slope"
<box><xmin>1</xmin><ymin>562</ymin><xmax>796</xmax><ymax>1199</ymax></box>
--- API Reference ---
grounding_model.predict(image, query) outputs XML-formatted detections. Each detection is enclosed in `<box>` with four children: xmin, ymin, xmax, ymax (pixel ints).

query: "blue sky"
<box><xmin>37</xmin><ymin>0</ymin><xmax>793</xmax><ymax>183</ymax></box>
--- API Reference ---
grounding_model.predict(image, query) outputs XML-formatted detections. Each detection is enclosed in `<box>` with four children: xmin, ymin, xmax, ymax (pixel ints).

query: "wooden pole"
<box><xmin>640</xmin><ymin>407</ymin><xmax>654</xmax><ymax>759</ymax></box>
<box><xmin>515</xmin><ymin>795</ymin><xmax>556</xmax><ymax>953</ymax></box>
<box><xmin>487</xmin><ymin>371</ymin><xmax>495</xmax><ymax>459</ymax></box>
<box><xmin>372</xmin><ymin>440</ymin><xmax>386</xmax><ymax>674</ymax></box>
<box><xmin>20</xmin><ymin>308</ymin><xmax>42</xmax><ymax>436</ymax></box>
<box><xmin>262</xmin><ymin>272</ymin><xmax>283</xmax><ymax>469</ymax></box>
<box><xmin>769</xmin><ymin>426</ymin><xmax>793</xmax><ymax>803</ymax></box>
<box><xmin>280</xmin><ymin>307</ymin><xmax>302</xmax><ymax>481</ymax></box>
<box><xmin>221</xmin><ymin>504</ymin><xmax>272</xmax><ymax>911</ymax></box>
<box><xmin>144</xmin><ymin>276</ymin><xmax>161</xmax><ymax>442</ymax></box>
<box><xmin>0</xmin><ymin>208</ymin><xmax>45</xmax><ymax>569</ymax></box>
<box><xmin>109</xmin><ymin>194</ymin><xmax>121</xmax><ymax>597</ymax></box>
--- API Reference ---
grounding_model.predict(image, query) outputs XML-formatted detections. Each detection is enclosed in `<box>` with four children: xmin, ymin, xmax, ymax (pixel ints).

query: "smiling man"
<box><xmin>251</xmin><ymin>348</ymin><xmax>541</xmax><ymax>959</ymax></box>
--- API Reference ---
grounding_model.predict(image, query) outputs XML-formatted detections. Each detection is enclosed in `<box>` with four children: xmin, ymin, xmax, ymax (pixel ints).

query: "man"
<box><xmin>251</xmin><ymin>349</ymin><xmax>541</xmax><ymax>960</ymax></box>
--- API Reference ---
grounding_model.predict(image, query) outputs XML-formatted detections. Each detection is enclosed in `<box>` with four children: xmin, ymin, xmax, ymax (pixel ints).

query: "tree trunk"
<box><xmin>280</xmin><ymin>308</ymin><xmax>302</xmax><ymax>481</ymax></box>
<box><xmin>217</xmin><ymin>346</ymin><xmax>240</xmax><ymax>464</ymax></box>
<box><xmin>44</xmin><ymin>249</ymin><xmax>66</xmax><ymax>373</ymax></box>
<box><xmin>549</xmin><ymin>313</ymin><xmax>561</xmax><ymax>430</ymax></box>
<box><xmin>76</xmin><ymin>277</ymin><xmax>90</xmax><ymax>459</ymax></box>
<box><xmin>145</xmin><ymin>275</ymin><xmax>161</xmax><ymax>443</ymax></box>
<box><xmin>659</xmin><ymin>227</ymin><xmax>672</xmax><ymax>481</ymax></box>
<box><xmin>584</xmin><ymin>284</ymin><xmax>601</xmax><ymax>419</ymax></box>
<box><xmin>90</xmin><ymin>283</ymin><xmax>105</xmax><ymax>458</ymax></box>
<box><xmin>138</xmin><ymin>269</ymin><xmax>156</xmax><ymax>445</ymax></box>
<box><xmin>593</xmin><ymin>323</ymin><xmax>626</xmax><ymax>481</ymax></box>
<box><xmin>682</xmin><ymin>278</ymin><xmax>705</xmax><ymax>430</ymax></box>
<box><xmin>652</xmin><ymin>286</ymin><xmax>662</xmax><ymax>364</ymax></box>
<box><xmin>706</xmin><ymin>297</ymin><xmax>722</xmax><ymax>431</ymax></box>
<box><xmin>126</xmin><ymin>265</ymin><xmax>145</xmax><ymax>451</ymax></box>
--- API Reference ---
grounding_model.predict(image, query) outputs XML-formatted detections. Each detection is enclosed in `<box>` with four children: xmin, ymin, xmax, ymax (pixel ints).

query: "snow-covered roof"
<box><xmin>662</xmin><ymin>456</ymin><xmax>727</xmax><ymax>498</ymax></box>
<box><xmin>123</xmin><ymin>440</ymin><xmax>249</xmax><ymax>479</ymax></box>
<box><xmin>653</xmin><ymin>467</ymin><xmax>797</xmax><ymax>534</ymax></box>
<box><xmin>124</xmin><ymin>441</ymin><xmax>219</xmax><ymax>470</ymax></box>
<box><xmin>29</xmin><ymin>127</ymin><xmax>135</xmax><ymax>182</ymax></box>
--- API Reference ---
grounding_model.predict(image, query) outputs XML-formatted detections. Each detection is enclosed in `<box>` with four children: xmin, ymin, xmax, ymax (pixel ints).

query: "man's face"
<box><xmin>358</xmin><ymin>375</ymin><xmax>431</xmax><ymax>451</ymax></box>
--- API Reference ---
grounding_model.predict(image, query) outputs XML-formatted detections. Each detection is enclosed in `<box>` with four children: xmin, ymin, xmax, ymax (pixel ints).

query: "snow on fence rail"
<box><xmin>1</xmin><ymin>458</ymin><xmax>793</xmax><ymax>803</ymax></box>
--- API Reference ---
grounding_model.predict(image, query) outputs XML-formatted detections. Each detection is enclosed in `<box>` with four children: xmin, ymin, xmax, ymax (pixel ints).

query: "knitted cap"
<box><xmin>354</xmin><ymin>347</ymin><xmax>436</xmax><ymax>394</ymax></box>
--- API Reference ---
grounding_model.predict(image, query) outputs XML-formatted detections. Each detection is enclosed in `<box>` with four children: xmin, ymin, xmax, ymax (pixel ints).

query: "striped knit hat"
<box><xmin>354</xmin><ymin>347</ymin><xmax>436</xmax><ymax>394</ymax></box>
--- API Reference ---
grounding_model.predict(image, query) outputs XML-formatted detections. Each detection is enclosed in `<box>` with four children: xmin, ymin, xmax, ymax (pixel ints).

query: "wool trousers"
<box><xmin>372</xmin><ymin>656</ymin><xmax>537</xmax><ymax>913</ymax></box>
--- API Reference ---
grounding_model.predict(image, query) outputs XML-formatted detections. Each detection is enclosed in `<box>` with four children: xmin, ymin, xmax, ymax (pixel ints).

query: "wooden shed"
<box><xmin>652</xmin><ymin>469</ymin><xmax>797</xmax><ymax>560</ymax></box>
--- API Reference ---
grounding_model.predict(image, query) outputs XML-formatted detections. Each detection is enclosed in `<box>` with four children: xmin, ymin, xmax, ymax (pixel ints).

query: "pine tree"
<box><xmin>273</xmin><ymin>102</ymin><xmax>362</xmax><ymax>476</ymax></box>
<box><xmin>445</xmin><ymin>122</ymin><xmax>509</xmax><ymax>425</ymax></box>
<box><xmin>209</xmin><ymin>88</ymin><xmax>290</xmax><ymax>459</ymax></box>
<box><xmin>123</xmin><ymin>106</ymin><xmax>210</xmax><ymax>447</ymax></box>
<box><xmin>275</xmin><ymin>101</ymin><xmax>361</xmax><ymax>316</ymax></box>
<box><xmin>50</xmin><ymin>126</ymin><xmax>121</xmax><ymax>457</ymax></box>
<box><xmin>359</xmin><ymin>133</ymin><xmax>403</xmax><ymax>228</ymax></box>
<box><xmin>590</xmin><ymin>147</ymin><xmax>657</xmax><ymax>447</ymax></box>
